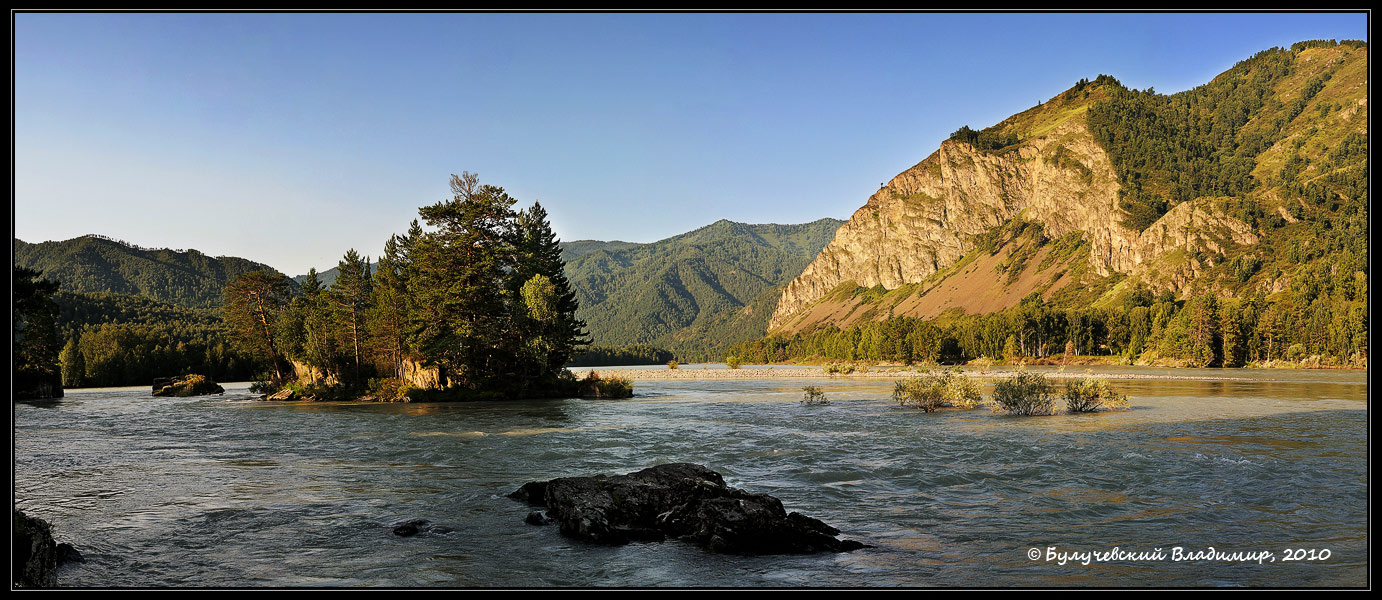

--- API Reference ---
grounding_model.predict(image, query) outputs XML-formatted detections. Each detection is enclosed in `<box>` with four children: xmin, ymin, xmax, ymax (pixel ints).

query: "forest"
<box><xmin>726</xmin><ymin>283</ymin><xmax>1367</xmax><ymax>369</ymax></box>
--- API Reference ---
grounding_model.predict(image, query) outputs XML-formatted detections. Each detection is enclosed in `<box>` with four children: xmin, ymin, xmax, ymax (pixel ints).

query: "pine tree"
<box><xmin>1187</xmin><ymin>294</ymin><xmax>1221</xmax><ymax>367</ymax></box>
<box><xmin>510</xmin><ymin>201</ymin><xmax>588</xmax><ymax>377</ymax></box>
<box><xmin>370</xmin><ymin>229</ymin><xmax>416</xmax><ymax>379</ymax></box>
<box><xmin>409</xmin><ymin>172</ymin><xmax>517</xmax><ymax>389</ymax></box>
<box><xmin>223</xmin><ymin>270</ymin><xmax>293</xmax><ymax>382</ymax></box>
<box><xmin>330</xmin><ymin>249</ymin><xmax>373</xmax><ymax>378</ymax></box>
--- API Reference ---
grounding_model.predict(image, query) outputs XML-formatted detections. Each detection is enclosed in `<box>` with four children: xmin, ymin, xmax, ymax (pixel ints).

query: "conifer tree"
<box><xmin>510</xmin><ymin>201</ymin><xmax>588</xmax><ymax>377</ymax></box>
<box><xmin>330</xmin><ymin>249</ymin><xmax>373</xmax><ymax>377</ymax></box>
<box><xmin>223</xmin><ymin>270</ymin><xmax>293</xmax><ymax>382</ymax></box>
<box><xmin>409</xmin><ymin>172</ymin><xmax>517</xmax><ymax>389</ymax></box>
<box><xmin>370</xmin><ymin>229</ymin><xmax>416</xmax><ymax>379</ymax></box>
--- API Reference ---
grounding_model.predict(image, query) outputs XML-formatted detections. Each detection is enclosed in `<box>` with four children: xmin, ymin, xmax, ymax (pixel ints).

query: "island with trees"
<box><xmin>223</xmin><ymin>172</ymin><xmax>623</xmax><ymax>402</ymax></box>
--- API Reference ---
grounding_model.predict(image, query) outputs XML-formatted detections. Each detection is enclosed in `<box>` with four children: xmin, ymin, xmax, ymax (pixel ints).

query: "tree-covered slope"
<box><xmin>15</xmin><ymin>235</ymin><xmax>298</xmax><ymax>309</ymax></box>
<box><xmin>562</xmin><ymin>218</ymin><xmax>843</xmax><ymax>360</ymax></box>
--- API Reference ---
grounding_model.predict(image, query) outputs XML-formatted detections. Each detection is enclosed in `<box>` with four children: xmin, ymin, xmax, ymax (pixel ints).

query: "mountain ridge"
<box><xmin>769</xmin><ymin>41</ymin><xmax>1367</xmax><ymax>333</ymax></box>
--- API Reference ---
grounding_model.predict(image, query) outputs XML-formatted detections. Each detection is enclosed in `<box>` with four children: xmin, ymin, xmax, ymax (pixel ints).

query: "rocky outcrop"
<box><xmin>510</xmin><ymin>463</ymin><xmax>866</xmax><ymax>554</ymax></box>
<box><xmin>13</xmin><ymin>509</ymin><xmax>78</xmax><ymax>588</ymax></box>
<box><xmin>769</xmin><ymin>117</ymin><xmax>1258</xmax><ymax>330</ymax></box>
<box><xmin>152</xmin><ymin>374</ymin><xmax>224</xmax><ymax>397</ymax></box>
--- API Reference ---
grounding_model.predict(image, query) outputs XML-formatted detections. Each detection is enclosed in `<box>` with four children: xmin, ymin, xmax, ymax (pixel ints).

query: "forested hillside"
<box><xmin>15</xmin><ymin>235</ymin><xmax>298</xmax><ymax>309</ymax></box>
<box><xmin>562</xmin><ymin>218</ymin><xmax>843</xmax><ymax>360</ymax></box>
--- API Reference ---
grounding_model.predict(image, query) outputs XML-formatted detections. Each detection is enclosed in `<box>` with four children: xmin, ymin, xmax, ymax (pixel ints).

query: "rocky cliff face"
<box><xmin>769</xmin><ymin>118</ymin><xmax>1257</xmax><ymax>330</ymax></box>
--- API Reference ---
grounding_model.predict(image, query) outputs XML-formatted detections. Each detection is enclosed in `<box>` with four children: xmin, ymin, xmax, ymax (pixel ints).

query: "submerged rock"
<box><xmin>391</xmin><ymin>519</ymin><xmax>453</xmax><ymax>537</ymax></box>
<box><xmin>152</xmin><ymin>374</ymin><xmax>224</xmax><ymax>397</ymax></box>
<box><xmin>510</xmin><ymin>463</ymin><xmax>867</xmax><ymax>554</ymax></box>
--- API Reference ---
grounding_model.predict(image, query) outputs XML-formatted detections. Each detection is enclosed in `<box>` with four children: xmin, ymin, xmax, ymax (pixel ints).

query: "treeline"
<box><xmin>948</xmin><ymin>125</ymin><xmax>1020</xmax><ymax>153</ymax></box>
<box><xmin>727</xmin><ymin>288</ymin><xmax>1366</xmax><ymax>368</ymax></box>
<box><xmin>568</xmin><ymin>344</ymin><xmax>674</xmax><ymax>366</ymax></box>
<box><xmin>222</xmin><ymin>172</ymin><xmax>588</xmax><ymax>400</ymax></box>
<box><xmin>54</xmin><ymin>291</ymin><xmax>261</xmax><ymax>388</ymax></box>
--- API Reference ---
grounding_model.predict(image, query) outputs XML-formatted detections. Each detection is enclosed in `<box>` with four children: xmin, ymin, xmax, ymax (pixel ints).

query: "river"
<box><xmin>13</xmin><ymin>368</ymin><xmax>1368</xmax><ymax>587</ymax></box>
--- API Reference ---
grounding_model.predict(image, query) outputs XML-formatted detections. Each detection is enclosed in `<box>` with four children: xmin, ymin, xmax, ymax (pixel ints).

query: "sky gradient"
<box><xmin>13</xmin><ymin>11</ymin><xmax>1369</xmax><ymax>276</ymax></box>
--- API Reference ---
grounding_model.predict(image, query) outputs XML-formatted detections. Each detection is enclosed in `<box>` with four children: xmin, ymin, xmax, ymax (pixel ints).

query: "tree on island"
<box><xmin>509</xmin><ymin>201</ymin><xmax>589</xmax><ymax>380</ymax></box>
<box><xmin>223</xmin><ymin>270</ymin><xmax>294</xmax><ymax>383</ymax></box>
<box><xmin>229</xmin><ymin>172</ymin><xmax>590</xmax><ymax>400</ymax></box>
<box><xmin>329</xmin><ymin>249</ymin><xmax>373</xmax><ymax>380</ymax></box>
<box><xmin>409</xmin><ymin>172</ymin><xmax>520</xmax><ymax>391</ymax></box>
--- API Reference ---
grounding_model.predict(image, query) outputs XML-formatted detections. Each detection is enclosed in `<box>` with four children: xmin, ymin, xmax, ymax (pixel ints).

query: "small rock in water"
<box><xmin>525</xmin><ymin>511</ymin><xmax>548</xmax><ymax>526</ymax></box>
<box><xmin>392</xmin><ymin>519</ymin><xmax>451</xmax><ymax>537</ymax></box>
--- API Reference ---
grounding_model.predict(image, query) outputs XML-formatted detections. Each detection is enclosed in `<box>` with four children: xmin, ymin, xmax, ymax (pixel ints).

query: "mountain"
<box><xmin>561</xmin><ymin>218</ymin><xmax>844</xmax><ymax>359</ymax></box>
<box><xmin>293</xmin><ymin>261</ymin><xmax>378</xmax><ymax>288</ymax></box>
<box><xmin>770</xmin><ymin>41</ymin><xmax>1367</xmax><ymax>334</ymax></box>
<box><xmin>14</xmin><ymin>235</ymin><xmax>299</xmax><ymax>310</ymax></box>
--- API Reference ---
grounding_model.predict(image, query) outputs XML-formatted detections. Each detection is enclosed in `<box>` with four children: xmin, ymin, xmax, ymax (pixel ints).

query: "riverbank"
<box><xmin>571</xmin><ymin>366</ymin><xmax>1260</xmax><ymax>382</ymax></box>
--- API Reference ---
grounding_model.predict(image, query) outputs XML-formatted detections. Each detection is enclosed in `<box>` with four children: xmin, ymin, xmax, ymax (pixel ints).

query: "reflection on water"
<box><xmin>14</xmin><ymin>369</ymin><xmax>1367</xmax><ymax>587</ymax></box>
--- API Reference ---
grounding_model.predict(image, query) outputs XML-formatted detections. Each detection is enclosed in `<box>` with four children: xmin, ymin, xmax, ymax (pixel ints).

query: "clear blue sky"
<box><xmin>13</xmin><ymin>11</ymin><xmax>1368</xmax><ymax>276</ymax></box>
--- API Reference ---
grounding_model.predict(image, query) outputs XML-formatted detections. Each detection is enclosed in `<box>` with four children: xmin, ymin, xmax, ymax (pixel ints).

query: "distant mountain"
<box><xmin>560</xmin><ymin>218</ymin><xmax>844</xmax><ymax>360</ymax></box>
<box><xmin>293</xmin><ymin>261</ymin><xmax>378</xmax><ymax>288</ymax></box>
<box><xmin>14</xmin><ymin>235</ymin><xmax>299</xmax><ymax>309</ymax></box>
<box><xmin>559</xmin><ymin>240</ymin><xmax>641</xmax><ymax>263</ymax></box>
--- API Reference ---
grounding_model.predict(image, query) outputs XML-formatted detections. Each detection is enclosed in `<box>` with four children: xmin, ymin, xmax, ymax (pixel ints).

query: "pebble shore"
<box><xmin>571</xmin><ymin>367</ymin><xmax>1252</xmax><ymax>382</ymax></box>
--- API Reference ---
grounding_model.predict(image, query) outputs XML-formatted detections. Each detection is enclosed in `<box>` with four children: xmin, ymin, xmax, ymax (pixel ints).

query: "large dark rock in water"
<box><xmin>152</xmin><ymin>374</ymin><xmax>225</xmax><ymax>397</ymax></box>
<box><xmin>510</xmin><ymin>463</ymin><xmax>866</xmax><ymax>554</ymax></box>
<box><xmin>13</xmin><ymin>509</ymin><xmax>59</xmax><ymax>588</ymax></box>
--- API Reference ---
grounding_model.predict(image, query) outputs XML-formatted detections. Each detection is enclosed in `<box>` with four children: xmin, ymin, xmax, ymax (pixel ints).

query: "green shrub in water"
<box><xmin>1062</xmin><ymin>376</ymin><xmax>1129</xmax><ymax>413</ymax></box>
<box><xmin>801</xmin><ymin>385</ymin><xmax>830</xmax><ymax>405</ymax></box>
<box><xmin>893</xmin><ymin>370</ymin><xmax>983</xmax><ymax>412</ymax></box>
<box><xmin>990</xmin><ymin>371</ymin><xmax>1057</xmax><ymax>416</ymax></box>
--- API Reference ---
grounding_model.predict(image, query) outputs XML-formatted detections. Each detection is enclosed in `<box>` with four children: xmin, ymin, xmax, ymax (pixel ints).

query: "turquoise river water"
<box><xmin>12</xmin><ymin>367</ymin><xmax>1368</xmax><ymax>587</ymax></box>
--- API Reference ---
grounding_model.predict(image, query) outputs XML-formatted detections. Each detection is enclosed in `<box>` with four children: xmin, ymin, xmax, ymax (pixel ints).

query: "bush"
<box><xmin>725</xmin><ymin>355</ymin><xmax>742</xmax><ymax>369</ymax></box>
<box><xmin>990</xmin><ymin>371</ymin><xmax>1057</xmax><ymax>416</ymax></box>
<box><xmin>367</xmin><ymin>377</ymin><xmax>418</xmax><ymax>402</ymax></box>
<box><xmin>801</xmin><ymin>385</ymin><xmax>829</xmax><ymax>405</ymax></box>
<box><xmin>892</xmin><ymin>370</ymin><xmax>983</xmax><ymax>412</ymax></box>
<box><xmin>1062</xmin><ymin>376</ymin><xmax>1129</xmax><ymax>413</ymax></box>
<box><xmin>578</xmin><ymin>371</ymin><xmax>633</xmax><ymax>398</ymax></box>
<box><xmin>823</xmin><ymin>362</ymin><xmax>856</xmax><ymax>375</ymax></box>
<box><xmin>667</xmin><ymin>360</ymin><xmax>680</xmax><ymax>370</ymax></box>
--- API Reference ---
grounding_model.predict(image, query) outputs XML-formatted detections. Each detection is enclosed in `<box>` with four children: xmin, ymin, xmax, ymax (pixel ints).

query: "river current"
<box><xmin>13</xmin><ymin>367</ymin><xmax>1368</xmax><ymax>587</ymax></box>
